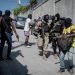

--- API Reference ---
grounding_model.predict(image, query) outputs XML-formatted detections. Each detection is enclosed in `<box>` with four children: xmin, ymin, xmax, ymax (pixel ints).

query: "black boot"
<box><xmin>59</xmin><ymin>68</ymin><xmax>65</xmax><ymax>73</ymax></box>
<box><xmin>68</xmin><ymin>66</ymin><xmax>74</xmax><ymax>74</ymax></box>
<box><xmin>39</xmin><ymin>51</ymin><xmax>43</xmax><ymax>56</ymax></box>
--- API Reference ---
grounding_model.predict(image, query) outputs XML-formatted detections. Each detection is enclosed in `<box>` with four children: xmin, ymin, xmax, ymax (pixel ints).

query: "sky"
<box><xmin>0</xmin><ymin>0</ymin><xmax>29</xmax><ymax>12</ymax></box>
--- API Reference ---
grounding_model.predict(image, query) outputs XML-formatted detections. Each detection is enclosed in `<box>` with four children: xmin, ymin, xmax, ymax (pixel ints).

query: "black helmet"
<box><xmin>28</xmin><ymin>14</ymin><xmax>32</xmax><ymax>19</ymax></box>
<box><xmin>43</xmin><ymin>14</ymin><xmax>49</xmax><ymax>22</ymax></box>
<box><xmin>65</xmin><ymin>18</ymin><xmax>72</xmax><ymax>24</ymax></box>
<box><xmin>0</xmin><ymin>10</ymin><xmax>2</xmax><ymax>16</ymax></box>
<box><xmin>55</xmin><ymin>13</ymin><xmax>60</xmax><ymax>20</ymax></box>
<box><xmin>65</xmin><ymin>18</ymin><xmax>72</xmax><ymax>28</ymax></box>
<box><xmin>5</xmin><ymin>10</ymin><xmax>11</xmax><ymax>16</ymax></box>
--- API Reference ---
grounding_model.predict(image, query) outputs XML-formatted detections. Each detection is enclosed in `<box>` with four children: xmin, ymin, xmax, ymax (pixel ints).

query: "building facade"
<box><xmin>18</xmin><ymin>0</ymin><xmax>75</xmax><ymax>23</ymax></box>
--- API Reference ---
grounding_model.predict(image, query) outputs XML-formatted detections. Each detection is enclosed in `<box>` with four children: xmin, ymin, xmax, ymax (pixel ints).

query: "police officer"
<box><xmin>42</xmin><ymin>14</ymin><xmax>50</xmax><ymax>60</ymax></box>
<box><xmin>36</xmin><ymin>15</ymin><xmax>50</xmax><ymax>60</ymax></box>
<box><xmin>51</xmin><ymin>13</ymin><xmax>63</xmax><ymax>59</ymax></box>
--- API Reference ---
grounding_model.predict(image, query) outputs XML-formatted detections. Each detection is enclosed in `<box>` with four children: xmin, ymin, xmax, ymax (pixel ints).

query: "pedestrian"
<box><xmin>58</xmin><ymin>18</ymin><xmax>75</xmax><ymax>74</ymax></box>
<box><xmin>0</xmin><ymin>10</ymin><xmax>19</xmax><ymax>60</ymax></box>
<box><xmin>24</xmin><ymin>14</ymin><xmax>32</xmax><ymax>47</ymax></box>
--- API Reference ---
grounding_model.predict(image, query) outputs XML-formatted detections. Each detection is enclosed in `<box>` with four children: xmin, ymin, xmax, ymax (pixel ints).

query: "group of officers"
<box><xmin>35</xmin><ymin>13</ymin><xmax>64</xmax><ymax>59</ymax></box>
<box><xmin>34</xmin><ymin>13</ymin><xmax>75</xmax><ymax>73</ymax></box>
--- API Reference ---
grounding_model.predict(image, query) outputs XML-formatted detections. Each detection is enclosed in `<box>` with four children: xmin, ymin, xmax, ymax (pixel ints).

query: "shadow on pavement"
<box><xmin>12</xmin><ymin>41</ymin><xmax>16</xmax><ymax>43</ymax></box>
<box><xmin>12</xmin><ymin>42</ymin><xmax>36</xmax><ymax>50</ymax></box>
<box><xmin>46</xmin><ymin>51</ymin><xmax>54</xmax><ymax>58</ymax></box>
<box><xmin>0</xmin><ymin>50</ymin><xmax>31</xmax><ymax>75</ymax></box>
<box><xmin>65</xmin><ymin>60</ymin><xmax>75</xmax><ymax>70</ymax></box>
<box><xmin>29</xmin><ymin>42</ymin><xmax>35</xmax><ymax>46</ymax></box>
<box><xmin>38</xmin><ymin>51</ymin><xmax>54</xmax><ymax>58</ymax></box>
<box><xmin>11</xmin><ymin>50</ymin><xmax>24</xmax><ymax>58</ymax></box>
<box><xmin>12</xmin><ymin>43</ymin><xmax>25</xmax><ymax>50</ymax></box>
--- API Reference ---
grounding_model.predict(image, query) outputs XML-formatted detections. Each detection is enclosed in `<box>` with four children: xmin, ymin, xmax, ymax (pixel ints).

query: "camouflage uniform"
<box><xmin>37</xmin><ymin>20</ymin><xmax>49</xmax><ymax>59</ymax></box>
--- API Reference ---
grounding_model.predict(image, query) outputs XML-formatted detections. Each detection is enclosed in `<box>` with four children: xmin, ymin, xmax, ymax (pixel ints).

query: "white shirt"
<box><xmin>24</xmin><ymin>18</ymin><xmax>31</xmax><ymax>31</ymax></box>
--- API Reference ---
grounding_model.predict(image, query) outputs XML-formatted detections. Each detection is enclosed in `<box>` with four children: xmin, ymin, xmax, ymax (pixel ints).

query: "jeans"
<box><xmin>0</xmin><ymin>32</ymin><xmax>12</xmax><ymax>58</ymax></box>
<box><xmin>59</xmin><ymin>47</ymin><xmax>75</xmax><ymax>69</ymax></box>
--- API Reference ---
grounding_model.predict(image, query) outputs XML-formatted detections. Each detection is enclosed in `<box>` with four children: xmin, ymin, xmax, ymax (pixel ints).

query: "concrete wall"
<box><xmin>55</xmin><ymin>0</ymin><xmax>73</xmax><ymax>18</ymax></box>
<box><xmin>18</xmin><ymin>9</ymin><xmax>31</xmax><ymax>18</ymax></box>
<box><xmin>55</xmin><ymin>0</ymin><xmax>75</xmax><ymax>24</ymax></box>
<box><xmin>18</xmin><ymin>0</ymin><xmax>75</xmax><ymax>24</ymax></box>
<box><xmin>18</xmin><ymin>0</ymin><xmax>55</xmax><ymax>20</ymax></box>
<box><xmin>32</xmin><ymin>0</ymin><xmax>54</xmax><ymax>19</ymax></box>
<box><xmin>73</xmin><ymin>0</ymin><xmax>75</xmax><ymax>24</ymax></box>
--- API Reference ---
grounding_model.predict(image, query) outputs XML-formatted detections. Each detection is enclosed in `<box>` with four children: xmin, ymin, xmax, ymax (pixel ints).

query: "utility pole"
<box><xmin>54</xmin><ymin>0</ymin><xmax>55</xmax><ymax>15</ymax></box>
<box><xmin>17</xmin><ymin>0</ymin><xmax>21</xmax><ymax>6</ymax></box>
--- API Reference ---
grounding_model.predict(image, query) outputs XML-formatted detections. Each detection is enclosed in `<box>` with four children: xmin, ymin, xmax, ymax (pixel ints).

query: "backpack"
<box><xmin>57</xmin><ymin>35</ymin><xmax>73</xmax><ymax>54</ymax></box>
<box><xmin>57</xmin><ymin>25</ymin><xmax>74</xmax><ymax>54</ymax></box>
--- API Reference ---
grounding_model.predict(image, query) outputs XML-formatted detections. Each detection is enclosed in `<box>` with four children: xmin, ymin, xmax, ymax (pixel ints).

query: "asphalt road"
<box><xmin>0</xmin><ymin>29</ymin><xmax>75</xmax><ymax>75</ymax></box>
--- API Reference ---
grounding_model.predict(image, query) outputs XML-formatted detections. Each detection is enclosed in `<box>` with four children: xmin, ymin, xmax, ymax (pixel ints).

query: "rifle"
<box><xmin>53</xmin><ymin>33</ymin><xmax>75</xmax><ymax>39</ymax></box>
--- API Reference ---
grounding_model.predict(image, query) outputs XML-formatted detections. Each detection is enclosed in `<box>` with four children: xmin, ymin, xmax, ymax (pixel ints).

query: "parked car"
<box><xmin>16</xmin><ymin>17</ymin><xmax>26</xmax><ymax>29</ymax></box>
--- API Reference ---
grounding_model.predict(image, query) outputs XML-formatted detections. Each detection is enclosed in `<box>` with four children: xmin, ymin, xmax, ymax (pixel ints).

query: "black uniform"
<box><xmin>50</xmin><ymin>20</ymin><xmax>63</xmax><ymax>54</ymax></box>
<box><xmin>0</xmin><ymin>15</ymin><xmax>13</xmax><ymax>59</ymax></box>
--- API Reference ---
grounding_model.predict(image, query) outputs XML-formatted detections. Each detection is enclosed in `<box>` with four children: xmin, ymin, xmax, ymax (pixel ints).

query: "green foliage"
<box><xmin>13</xmin><ymin>0</ymin><xmax>38</xmax><ymax>16</ymax></box>
<box><xmin>13</xmin><ymin>6</ymin><xmax>28</xmax><ymax>16</ymax></box>
<box><xmin>30</xmin><ymin>0</ymin><xmax>37</xmax><ymax>6</ymax></box>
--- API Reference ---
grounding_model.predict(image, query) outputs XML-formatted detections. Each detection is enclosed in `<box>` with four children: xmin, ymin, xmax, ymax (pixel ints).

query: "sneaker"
<box><xmin>26</xmin><ymin>45</ymin><xmax>31</xmax><ymax>48</ymax></box>
<box><xmin>68</xmin><ymin>66</ymin><xmax>74</xmax><ymax>74</ymax></box>
<box><xmin>59</xmin><ymin>68</ymin><xmax>65</xmax><ymax>73</ymax></box>
<box><xmin>69</xmin><ymin>69</ymin><xmax>74</xmax><ymax>74</ymax></box>
<box><xmin>39</xmin><ymin>51</ymin><xmax>43</xmax><ymax>56</ymax></box>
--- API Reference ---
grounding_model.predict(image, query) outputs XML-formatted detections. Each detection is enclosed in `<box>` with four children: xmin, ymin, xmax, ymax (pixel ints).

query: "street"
<box><xmin>0</xmin><ymin>29</ymin><xmax>75</xmax><ymax>75</ymax></box>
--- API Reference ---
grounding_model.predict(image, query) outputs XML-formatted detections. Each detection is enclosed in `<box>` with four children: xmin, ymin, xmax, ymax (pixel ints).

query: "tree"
<box><xmin>13</xmin><ymin>6</ymin><xmax>28</xmax><ymax>16</ymax></box>
<box><xmin>30</xmin><ymin>0</ymin><xmax>37</xmax><ymax>6</ymax></box>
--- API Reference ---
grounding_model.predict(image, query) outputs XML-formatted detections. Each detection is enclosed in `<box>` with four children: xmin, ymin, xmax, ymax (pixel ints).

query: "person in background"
<box><xmin>0</xmin><ymin>10</ymin><xmax>19</xmax><ymax>60</ymax></box>
<box><xmin>24</xmin><ymin>14</ymin><xmax>32</xmax><ymax>47</ymax></box>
